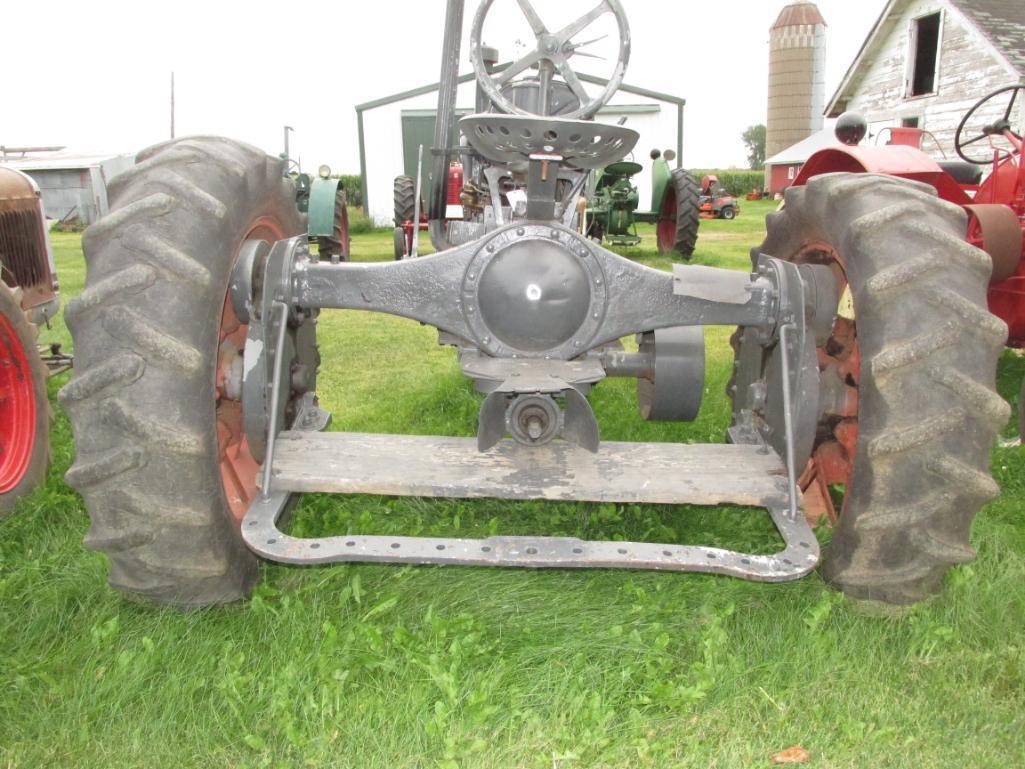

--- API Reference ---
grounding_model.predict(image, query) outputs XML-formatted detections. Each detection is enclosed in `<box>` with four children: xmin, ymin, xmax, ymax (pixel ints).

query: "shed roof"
<box><xmin>764</xmin><ymin>124</ymin><xmax>840</xmax><ymax>166</ymax></box>
<box><xmin>771</xmin><ymin>2</ymin><xmax>827</xmax><ymax>31</ymax></box>
<box><xmin>0</xmin><ymin>151</ymin><xmax>130</xmax><ymax>172</ymax></box>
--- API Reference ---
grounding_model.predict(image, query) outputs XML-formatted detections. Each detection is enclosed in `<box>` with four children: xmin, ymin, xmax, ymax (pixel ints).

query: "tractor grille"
<box><xmin>0</xmin><ymin>209</ymin><xmax>49</xmax><ymax>289</ymax></box>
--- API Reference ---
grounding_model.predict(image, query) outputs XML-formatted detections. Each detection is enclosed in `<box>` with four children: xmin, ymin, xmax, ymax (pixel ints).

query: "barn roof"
<box><xmin>825</xmin><ymin>0</ymin><xmax>1024</xmax><ymax>117</ymax></box>
<box><xmin>949</xmin><ymin>0</ymin><xmax>1025</xmax><ymax>73</ymax></box>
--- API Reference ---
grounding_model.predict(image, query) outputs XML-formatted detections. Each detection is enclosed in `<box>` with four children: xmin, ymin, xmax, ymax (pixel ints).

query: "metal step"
<box><xmin>241</xmin><ymin>431</ymin><xmax>819</xmax><ymax>581</ymax></box>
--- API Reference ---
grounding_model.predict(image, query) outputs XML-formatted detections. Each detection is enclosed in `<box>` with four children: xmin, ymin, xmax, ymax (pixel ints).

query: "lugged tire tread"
<box><xmin>745</xmin><ymin>173</ymin><xmax>1007</xmax><ymax>604</ymax></box>
<box><xmin>60</xmin><ymin>136</ymin><xmax>303</xmax><ymax>606</ymax></box>
<box><xmin>669</xmin><ymin>168</ymin><xmax>701</xmax><ymax>258</ymax></box>
<box><xmin>393</xmin><ymin>175</ymin><xmax>416</xmax><ymax>227</ymax></box>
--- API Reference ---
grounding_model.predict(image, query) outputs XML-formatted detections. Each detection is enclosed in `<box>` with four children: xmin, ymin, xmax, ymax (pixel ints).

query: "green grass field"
<box><xmin>2</xmin><ymin>200</ymin><xmax>1024</xmax><ymax>768</ymax></box>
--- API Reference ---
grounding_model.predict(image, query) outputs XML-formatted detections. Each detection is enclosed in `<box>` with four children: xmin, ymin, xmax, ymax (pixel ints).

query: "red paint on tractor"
<box><xmin>217</xmin><ymin>217</ymin><xmax>288</xmax><ymax>524</ymax></box>
<box><xmin>656</xmin><ymin>184</ymin><xmax>677</xmax><ymax>252</ymax></box>
<box><xmin>796</xmin><ymin>116</ymin><xmax>1025</xmax><ymax>348</ymax></box>
<box><xmin>0</xmin><ymin>309</ymin><xmax>37</xmax><ymax>495</ymax></box>
<box><xmin>447</xmin><ymin>163</ymin><xmax>464</xmax><ymax>207</ymax></box>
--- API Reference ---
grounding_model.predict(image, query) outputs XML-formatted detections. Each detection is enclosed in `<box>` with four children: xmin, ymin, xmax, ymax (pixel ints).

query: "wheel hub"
<box><xmin>463</xmin><ymin>223</ymin><xmax>608</xmax><ymax>359</ymax></box>
<box><xmin>478</xmin><ymin>239</ymin><xmax>591</xmax><ymax>352</ymax></box>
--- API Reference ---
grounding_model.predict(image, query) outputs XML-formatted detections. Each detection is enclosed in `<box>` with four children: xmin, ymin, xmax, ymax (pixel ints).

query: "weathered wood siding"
<box><xmin>835</xmin><ymin>0</ymin><xmax>1022</xmax><ymax>157</ymax></box>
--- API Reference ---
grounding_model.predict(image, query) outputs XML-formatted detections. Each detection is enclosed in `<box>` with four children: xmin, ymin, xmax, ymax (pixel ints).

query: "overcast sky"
<box><xmin>3</xmin><ymin>0</ymin><xmax>888</xmax><ymax>170</ymax></box>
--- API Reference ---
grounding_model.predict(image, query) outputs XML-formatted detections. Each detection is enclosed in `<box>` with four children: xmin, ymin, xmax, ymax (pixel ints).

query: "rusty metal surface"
<box><xmin>243</xmin><ymin>503</ymin><xmax>818</xmax><ymax>581</ymax></box>
<box><xmin>0</xmin><ymin>167</ymin><xmax>55</xmax><ymax>308</ymax></box>
<box><xmin>0</xmin><ymin>167</ymin><xmax>40</xmax><ymax>214</ymax></box>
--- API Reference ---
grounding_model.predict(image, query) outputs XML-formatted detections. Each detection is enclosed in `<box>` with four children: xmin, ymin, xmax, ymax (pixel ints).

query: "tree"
<box><xmin>742</xmin><ymin>124</ymin><xmax>766</xmax><ymax>170</ymax></box>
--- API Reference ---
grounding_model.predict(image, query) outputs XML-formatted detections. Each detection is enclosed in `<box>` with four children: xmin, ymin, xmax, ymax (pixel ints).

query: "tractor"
<box><xmin>787</xmin><ymin>85</ymin><xmax>1024</xmax><ymax>522</ymax></box>
<box><xmin>292</xmin><ymin>164</ymin><xmax>352</xmax><ymax>263</ymax></box>
<box><xmin>584</xmin><ymin>149</ymin><xmax>701</xmax><ymax>257</ymax></box>
<box><xmin>392</xmin><ymin>162</ymin><xmax>465</xmax><ymax>260</ymax></box>
<box><xmin>61</xmin><ymin>0</ymin><xmax>1006</xmax><ymax>607</ymax></box>
<box><xmin>0</xmin><ymin>167</ymin><xmax>63</xmax><ymax>513</ymax></box>
<box><xmin>698</xmin><ymin>174</ymin><xmax>740</xmax><ymax>220</ymax></box>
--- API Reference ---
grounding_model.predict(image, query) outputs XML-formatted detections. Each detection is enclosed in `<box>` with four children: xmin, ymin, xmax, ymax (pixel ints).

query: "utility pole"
<box><xmin>170</xmin><ymin>72</ymin><xmax>176</xmax><ymax>139</ymax></box>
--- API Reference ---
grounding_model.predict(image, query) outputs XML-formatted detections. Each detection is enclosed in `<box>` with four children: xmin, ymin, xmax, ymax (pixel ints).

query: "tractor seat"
<box><xmin>937</xmin><ymin>160</ymin><xmax>983</xmax><ymax>186</ymax></box>
<box><xmin>460</xmin><ymin>114</ymin><xmax>639</xmax><ymax>170</ymax></box>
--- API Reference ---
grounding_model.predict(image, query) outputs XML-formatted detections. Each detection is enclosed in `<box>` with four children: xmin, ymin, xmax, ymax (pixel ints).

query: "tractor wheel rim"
<box><xmin>216</xmin><ymin>217</ymin><xmax>288</xmax><ymax>524</ymax></box>
<box><xmin>656</xmin><ymin>187</ymin><xmax>676</xmax><ymax>251</ymax></box>
<box><xmin>798</xmin><ymin>242</ymin><xmax>859</xmax><ymax>524</ymax></box>
<box><xmin>0</xmin><ymin>310</ymin><xmax>37</xmax><ymax>495</ymax></box>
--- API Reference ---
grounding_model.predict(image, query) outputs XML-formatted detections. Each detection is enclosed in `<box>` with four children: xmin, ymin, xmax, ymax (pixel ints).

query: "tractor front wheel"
<box><xmin>740</xmin><ymin>173</ymin><xmax>1008</xmax><ymax>604</ymax></box>
<box><xmin>0</xmin><ymin>287</ymin><xmax>50</xmax><ymax>514</ymax></box>
<box><xmin>656</xmin><ymin>168</ymin><xmax>700</xmax><ymax>258</ymax></box>
<box><xmin>60</xmin><ymin>136</ymin><xmax>304</xmax><ymax>606</ymax></box>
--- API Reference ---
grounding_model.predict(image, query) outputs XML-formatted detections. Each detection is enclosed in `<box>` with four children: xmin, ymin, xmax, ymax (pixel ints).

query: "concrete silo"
<box><xmin>766</xmin><ymin>2</ymin><xmax>827</xmax><ymax>162</ymax></box>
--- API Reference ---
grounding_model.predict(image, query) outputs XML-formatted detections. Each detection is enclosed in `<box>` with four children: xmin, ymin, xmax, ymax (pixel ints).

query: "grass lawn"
<box><xmin>2</xmin><ymin>199</ymin><xmax>1024</xmax><ymax>768</ymax></box>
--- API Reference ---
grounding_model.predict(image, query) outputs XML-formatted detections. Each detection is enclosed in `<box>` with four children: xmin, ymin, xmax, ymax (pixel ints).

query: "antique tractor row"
<box><xmin>59</xmin><ymin>0</ymin><xmax>1009</xmax><ymax>607</ymax></box>
<box><xmin>0</xmin><ymin>167</ymin><xmax>63</xmax><ymax>513</ymax></box>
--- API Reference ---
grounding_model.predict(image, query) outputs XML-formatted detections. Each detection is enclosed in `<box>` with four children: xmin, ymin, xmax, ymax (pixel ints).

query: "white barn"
<box><xmin>826</xmin><ymin>0</ymin><xmax>1025</xmax><ymax>153</ymax></box>
<box><xmin>356</xmin><ymin>77</ymin><xmax>687</xmax><ymax>226</ymax></box>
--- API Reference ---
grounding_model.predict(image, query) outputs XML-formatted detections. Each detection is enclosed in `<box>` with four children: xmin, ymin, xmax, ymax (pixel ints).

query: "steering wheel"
<box><xmin>955</xmin><ymin>84</ymin><xmax>1024</xmax><ymax>164</ymax></box>
<box><xmin>469</xmin><ymin>0</ymin><xmax>631</xmax><ymax>120</ymax></box>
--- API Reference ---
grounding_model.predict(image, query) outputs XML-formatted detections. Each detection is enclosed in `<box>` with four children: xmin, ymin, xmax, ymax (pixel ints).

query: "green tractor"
<box><xmin>585</xmin><ymin>149</ymin><xmax>700</xmax><ymax>258</ymax></box>
<box><xmin>289</xmin><ymin>161</ymin><xmax>352</xmax><ymax>262</ymax></box>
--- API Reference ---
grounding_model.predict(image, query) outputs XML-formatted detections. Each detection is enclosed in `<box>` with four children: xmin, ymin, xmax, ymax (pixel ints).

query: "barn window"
<box><xmin>902</xmin><ymin>117</ymin><xmax>920</xmax><ymax>128</ymax></box>
<box><xmin>908</xmin><ymin>12</ymin><xmax>942</xmax><ymax>97</ymax></box>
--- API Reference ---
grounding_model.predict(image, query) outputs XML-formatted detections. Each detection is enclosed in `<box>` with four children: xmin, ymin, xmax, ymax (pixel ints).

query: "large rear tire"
<box><xmin>656</xmin><ymin>168</ymin><xmax>700</xmax><ymax>258</ymax></box>
<box><xmin>59</xmin><ymin>136</ymin><xmax>303</xmax><ymax>606</ymax></box>
<box><xmin>0</xmin><ymin>287</ymin><xmax>50</xmax><ymax>514</ymax></box>
<box><xmin>393</xmin><ymin>175</ymin><xmax>416</xmax><ymax>226</ymax></box>
<box><xmin>737</xmin><ymin>173</ymin><xmax>1008</xmax><ymax>604</ymax></box>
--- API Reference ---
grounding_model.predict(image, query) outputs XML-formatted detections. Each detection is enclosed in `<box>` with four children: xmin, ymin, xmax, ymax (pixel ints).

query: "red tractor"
<box><xmin>781</xmin><ymin>84</ymin><xmax>1025</xmax><ymax>523</ymax></box>
<box><xmin>0</xmin><ymin>167</ymin><xmax>63</xmax><ymax>513</ymax></box>
<box><xmin>393</xmin><ymin>162</ymin><xmax>465</xmax><ymax>260</ymax></box>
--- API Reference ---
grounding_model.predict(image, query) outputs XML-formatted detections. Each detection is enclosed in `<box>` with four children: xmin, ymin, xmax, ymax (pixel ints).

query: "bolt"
<box><xmin>483</xmin><ymin>336</ymin><xmax>491</xmax><ymax>344</ymax></box>
<box><xmin>468</xmin><ymin>273</ymin><xmax>476</xmax><ymax>280</ymax></box>
<box><xmin>517</xmin><ymin>228</ymin><xmax>525</xmax><ymax>236</ymax></box>
<box><xmin>551</xmin><ymin>230</ymin><xmax>560</xmax><ymax>240</ymax></box>
<box><xmin>595</xmin><ymin>278</ymin><xmax>603</xmax><ymax>286</ymax></box>
<box><xmin>487</xmin><ymin>245</ymin><xmax>495</xmax><ymax>253</ymax></box>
